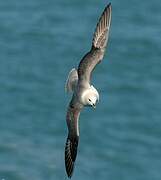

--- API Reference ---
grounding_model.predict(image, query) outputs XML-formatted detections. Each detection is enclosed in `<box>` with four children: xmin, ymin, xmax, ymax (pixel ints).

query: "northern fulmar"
<box><xmin>65</xmin><ymin>3</ymin><xmax>112</xmax><ymax>178</ymax></box>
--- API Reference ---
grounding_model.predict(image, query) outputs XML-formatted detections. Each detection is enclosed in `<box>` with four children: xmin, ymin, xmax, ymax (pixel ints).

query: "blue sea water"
<box><xmin>0</xmin><ymin>0</ymin><xmax>161</xmax><ymax>179</ymax></box>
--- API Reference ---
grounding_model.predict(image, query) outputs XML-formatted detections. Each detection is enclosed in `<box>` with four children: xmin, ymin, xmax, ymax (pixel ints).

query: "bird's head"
<box><xmin>81</xmin><ymin>86</ymin><xmax>99</xmax><ymax>108</ymax></box>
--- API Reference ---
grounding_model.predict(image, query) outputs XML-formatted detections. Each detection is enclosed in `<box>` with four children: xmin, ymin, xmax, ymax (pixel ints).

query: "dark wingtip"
<box><xmin>92</xmin><ymin>2</ymin><xmax>112</xmax><ymax>49</ymax></box>
<box><xmin>107</xmin><ymin>2</ymin><xmax>111</xmax><ymax>7</ymax></box>
<box><xmin>105</xmin><ymin>2</ymin><xmax>112</xmax><ymax>11</ymax></box>
<box><xmin>65</xmin><ymin>136</ymin><xmax>79</xmax><ymax>178</ymax></box>
<box><xmin>105</xmin><ymin>2</ymin><xmax>112</xmax><ymax>12</ymax></box>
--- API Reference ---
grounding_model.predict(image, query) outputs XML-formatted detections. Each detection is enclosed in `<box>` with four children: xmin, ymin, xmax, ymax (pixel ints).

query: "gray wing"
<box><xmin>78</xmin><ymin>3</ymin><xmax>112</xmax><ymax>83</ymax></box>
<box><xmin>65</xmin><ymin>101</ymin><xmax>82</xmax><ymax>178</ymax></box>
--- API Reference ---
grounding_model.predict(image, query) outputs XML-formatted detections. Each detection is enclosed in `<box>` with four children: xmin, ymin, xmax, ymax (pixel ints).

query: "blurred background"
<box><xmin>0</xmin><ymin>0</ymin><xmax>161</xmax><ymax>179</ymax></box>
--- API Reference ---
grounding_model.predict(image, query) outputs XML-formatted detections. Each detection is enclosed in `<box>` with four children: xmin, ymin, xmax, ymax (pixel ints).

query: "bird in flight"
<box><xmin>65</xmin><ymin>3</ymin><xmax>112</xmax><ymax>178</ymax></box>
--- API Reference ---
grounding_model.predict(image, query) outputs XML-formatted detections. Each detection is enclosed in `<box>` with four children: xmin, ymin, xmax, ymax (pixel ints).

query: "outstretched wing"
<box><xmin>92</xmin><ymin>3</ymin><xmax>112</xmax><ymax>49</ymax></box>
<box><xmin>78</xmin><ymin>3</ymin><xmax>112</xmax><ymax>83</ymax></box>
<box><xmin>65</xmin><ymin>102</ymin><xmax>82</xmax><ymax>178</ymax></box>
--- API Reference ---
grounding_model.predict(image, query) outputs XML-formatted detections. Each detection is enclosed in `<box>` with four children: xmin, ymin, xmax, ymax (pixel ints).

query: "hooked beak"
<box><xmin>92</xmin><ymin>104</ymin><xmax>96</xmax><ymax>109</ymax></box>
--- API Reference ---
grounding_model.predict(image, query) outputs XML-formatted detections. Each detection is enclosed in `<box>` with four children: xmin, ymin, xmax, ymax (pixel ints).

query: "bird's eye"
<box><xmin>88</xmin><ymin>99</ymin><xmax>91</xmax><ymax>102</ymax></box>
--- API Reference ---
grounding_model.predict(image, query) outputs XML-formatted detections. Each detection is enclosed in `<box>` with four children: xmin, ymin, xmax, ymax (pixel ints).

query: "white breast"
<box><xmin>81</xmin><ymin>85</ymin><xmax>99</xmax><ymax>105</ymax></box>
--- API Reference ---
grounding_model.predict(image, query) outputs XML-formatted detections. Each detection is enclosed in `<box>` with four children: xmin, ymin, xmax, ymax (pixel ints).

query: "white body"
<box><xmin>66</xmin><ymin>68</ymin><xmax>99</xmax><ymax>107</ymax></box>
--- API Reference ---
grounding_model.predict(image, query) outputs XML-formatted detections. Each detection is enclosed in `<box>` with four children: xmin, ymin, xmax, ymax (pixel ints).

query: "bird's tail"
<box><xmin>65</xmin><ymin>68</ymin><xmax>78</xmax><ymax>93</ymax></box>
<box><xmin>65</xmin><ymin>135</ymin><xmax>79</xmax><ymax>178</ymax></box>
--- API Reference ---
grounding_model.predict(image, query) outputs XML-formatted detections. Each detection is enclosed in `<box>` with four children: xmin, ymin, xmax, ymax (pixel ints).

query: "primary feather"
<box><xmin>78</xmin><ymin>3</ymin><xmax>112</xmax><ymax>83</ymax></box>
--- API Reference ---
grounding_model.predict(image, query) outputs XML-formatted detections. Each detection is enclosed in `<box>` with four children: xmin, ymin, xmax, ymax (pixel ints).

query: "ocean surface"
<box><xmin>0</xmin><ymin>0</ymin><xmax>161</xmax><ymax>179</ymax></box>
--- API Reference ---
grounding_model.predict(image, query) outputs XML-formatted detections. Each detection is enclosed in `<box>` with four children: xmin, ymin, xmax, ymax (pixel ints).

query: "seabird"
<box><xmin>65</xmin><ymin>3</ymin><xmax>112</xmax><ymax>178</ymax></box>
